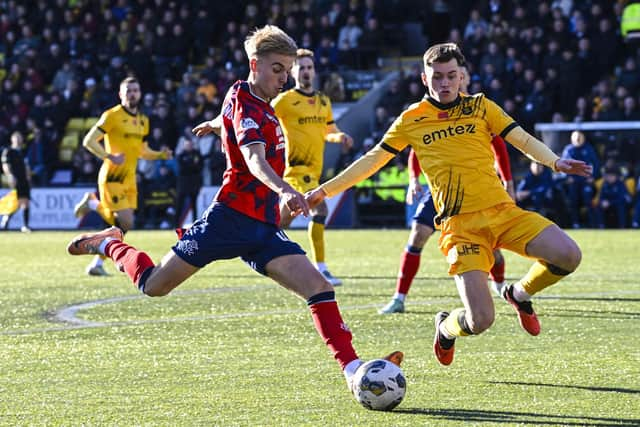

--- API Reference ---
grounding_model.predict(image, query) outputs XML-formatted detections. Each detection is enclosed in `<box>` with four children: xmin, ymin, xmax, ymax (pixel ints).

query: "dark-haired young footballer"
<box><xmin>67</xmin><ymin>25</ymin><xmax>401</xmax><ymax>398</ymax></box>
<box><xmin>307</xmin><ymin>43</ymin><xmax>591</xmax><ymax>366</ymax></box>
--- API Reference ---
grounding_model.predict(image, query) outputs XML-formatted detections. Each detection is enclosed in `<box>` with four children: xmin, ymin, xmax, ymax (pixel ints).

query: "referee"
<box><xmin>1</xmin><ymin>131</ymin><xmax>31</xmax><ymax>232</ymax></box>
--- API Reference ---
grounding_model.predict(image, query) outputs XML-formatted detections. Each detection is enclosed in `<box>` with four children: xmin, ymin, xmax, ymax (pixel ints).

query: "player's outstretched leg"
<box><xmin>73</xmin><ymin>192</ymin><xmax>97</xmax><ymax>218</ymax></box>
<box><xmin>67</xmin><ymin>226</ymin><xmax>123</xmax><ymax>255</ymax></box>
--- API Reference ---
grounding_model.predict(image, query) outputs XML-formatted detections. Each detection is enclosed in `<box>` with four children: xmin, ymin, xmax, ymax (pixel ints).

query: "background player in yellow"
<box><xmin>272</xmin><ymin>48</ymin><xmax>353</xmax><ymax>286</ymax></box>
<box><xmin>306</xmin><ymin>43</ymin><xmax>591</xmax><ymax>366</ymax></box>
<box><xmin>74</xmin><ymin>76</ymin><xmax>172</xmax><ymax>276</ymax></box>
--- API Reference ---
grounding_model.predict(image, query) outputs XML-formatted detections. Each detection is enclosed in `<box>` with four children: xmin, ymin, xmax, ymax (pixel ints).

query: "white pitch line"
<box><xmin>2</xmin><ymin>288</ymin><xmax>640</xmax><ymax>336</ymax></box>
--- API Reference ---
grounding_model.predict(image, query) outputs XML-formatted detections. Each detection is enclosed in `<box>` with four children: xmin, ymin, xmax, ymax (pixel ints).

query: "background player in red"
<box><xmin>66</xmin><ymin>25</ymin><xmax>401</xmax><ymax>399</ymax></box>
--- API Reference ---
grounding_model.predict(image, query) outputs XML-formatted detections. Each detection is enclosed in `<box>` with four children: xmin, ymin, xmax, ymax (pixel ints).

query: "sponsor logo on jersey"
<box><xmin>422</xmin><ymin>124</ymin><xmax>476</xmax><ymax>145</ymax></box>
<box><xmin>240</xmin><ymin>118</ymin><xmax>259</xmax><ymax>130</ymax></box>
<box><xmin>298</xmin><ymin>115</ymin><xmax>326</xmax><ymax>125</ymax></box>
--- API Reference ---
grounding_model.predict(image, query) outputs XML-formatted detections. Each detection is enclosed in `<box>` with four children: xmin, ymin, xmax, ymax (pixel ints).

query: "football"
<box><xmin>352</xmin><ymin>359</ymin><xmax>406</xmax><ymax>411</ymax></box>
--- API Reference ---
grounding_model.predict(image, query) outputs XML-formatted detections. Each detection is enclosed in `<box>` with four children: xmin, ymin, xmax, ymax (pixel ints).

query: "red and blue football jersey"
<box><xmin>215</xmin><ymin>80</ymin><xmax>286</xmax><ymax>225</ymax></box>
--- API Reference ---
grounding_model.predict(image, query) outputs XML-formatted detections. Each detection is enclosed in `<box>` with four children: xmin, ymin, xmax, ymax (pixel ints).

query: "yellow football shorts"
<box><xmin>99</xmin><ymin>181</ymin><xmax>138</xmax><ymax>213</ymax></box>
<box><xmin>437</xmin><ymin>202</ymin><xmax>555</xmax><ymax>275</ymax></box>
<box><xmin>284</xmin><ymin>168</ymin><xmax>320</xmax><ymax>194</ymax></box>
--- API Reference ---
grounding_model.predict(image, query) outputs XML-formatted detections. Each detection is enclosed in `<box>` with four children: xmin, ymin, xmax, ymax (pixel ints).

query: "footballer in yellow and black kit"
<box><xmin>271</xmin><ymin>48</ymin><xmax>353</xmax><ymax>287</ymax></box>
<box><xmin>75</xmin><ymin>76</ymin><xmax>171</xmax><ymax>277</ymax></box>
<box><xmin>272</xmin><ymin>88</ymin><xmax>338</xmax><ymax>193</ymax></box>
<box><xmin>96</xmin><ymin>104</ymin><xmax>150</xmax><ymax>216</ymax></box>
<box><xmin>320</xmin><ymin>92</ymin><xmax>560</xmax><ymax>275</ymax></box>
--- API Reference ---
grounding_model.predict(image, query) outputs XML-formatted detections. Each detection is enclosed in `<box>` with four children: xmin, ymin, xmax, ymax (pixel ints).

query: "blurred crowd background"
<box><xmin>1</xmin><ymin>0</ymin><xmax>639</xmax><ymax>229</ymax></box>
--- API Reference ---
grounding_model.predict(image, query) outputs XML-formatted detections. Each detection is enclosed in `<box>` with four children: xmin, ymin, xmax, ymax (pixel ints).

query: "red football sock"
<box><xmin>105</xmin><ymin>240</ymin><xmax>155</xmax><ymax>287</ymax></box>
<box><xmin>309</xmin><ymin>301</ymin><xmax>359</xmax><ymax>370</ymax></box>
<box><xmin>490</xmin><ymin>258</ymin><xmax>505</xmax><ymax>283</ymax></box>
<box><xmin>396</xmin><ymin>250</ymin><xmax>421</xmax><ymax>295</ymax></box>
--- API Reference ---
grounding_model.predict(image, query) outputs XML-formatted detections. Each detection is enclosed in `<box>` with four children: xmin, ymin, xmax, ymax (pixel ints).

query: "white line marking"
<box><xmin>3</xmin><ymin>288</ymin><xmax>639</xmax><ymax>336</ymax></box>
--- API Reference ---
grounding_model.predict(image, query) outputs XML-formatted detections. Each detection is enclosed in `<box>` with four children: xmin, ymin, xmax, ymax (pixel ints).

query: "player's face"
<box><xmin>119</xmin><ymin>82</ymin><xmax>141</xmax><ymax>110</ymax></box>
<box><xmin>422</xmin><ymin>59</ymin><xmax>462</xmax><ymax>104</ymax></box>
<box><xmin>292</xmin><ymin>56</ymin><xmax>315</xmax><ymax>90</ymax></box>
<box><xmin>252</xmin><ymin>53</ymin><xmax>294</xmax><ymax>100</ymax></box>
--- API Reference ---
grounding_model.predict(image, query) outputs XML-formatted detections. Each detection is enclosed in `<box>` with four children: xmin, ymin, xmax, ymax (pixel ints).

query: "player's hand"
<box><xmin>555</xmin><ymin>159</ymin><xmax>592</xmax><ymax>177</ymax></box>
<box><xmin>108</xmin><ymin>153</ymin><xmax>125</xmax><ymax>165</ymax></box>
<box><xmin>406</xmin><ymin>178</ymin><xmax>423</xmax><ymax>204</ymax></box>
<box><xmin>505</xmin><ymin>179</ymin><xmax>516</xmax><ymax>200</ymax></box>
<box><xmin>281</xmin><ymin>188</ymin><xmax>309</xmax><ymax>218</ymax></box>
<box><xmin>192</xmin><ymin>120</ymin><xmax>216</xmax><ymax>137</ymax></box>
<box><xmin>341</xmin><ymin>133</ymin><xmax>354</xmax><ymax>149</ymax></box>
<box><xmin>305</xmin><ymin>188</ymin><xmax>327</xmax><ymax>210</ymax></box>
<box><xmin>162</xmin><ymin>147</ymin><xmax>173</xmax><ymax>160</ymax></box>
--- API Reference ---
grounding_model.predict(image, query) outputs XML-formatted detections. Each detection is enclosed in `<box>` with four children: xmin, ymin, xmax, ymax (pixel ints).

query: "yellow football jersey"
<box><xmin>96</xmin><ymin>105</ymin><xmax>150</xmax><ymax>185</ymax></box>
<box><xmin>272</xmin><ymin>89</ymin><xmax>335</xmax><ymax>178</ymax></box>
<box><xmin>382</xmin><ymin>93</ymin><xmax>516</xmax><ymax>219</ymax></box>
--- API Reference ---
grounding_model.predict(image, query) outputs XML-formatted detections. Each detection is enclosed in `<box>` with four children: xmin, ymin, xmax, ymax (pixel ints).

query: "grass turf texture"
<box><xmin>0</xmin><ymin>229</ymin><xmax>638</xmax><ymax>426</ymax></box>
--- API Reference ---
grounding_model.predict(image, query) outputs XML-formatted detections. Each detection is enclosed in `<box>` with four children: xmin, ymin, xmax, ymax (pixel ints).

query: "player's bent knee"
<box><xmin>467</xmin><ymin>311</ymin><xmax>494</xmax><ymax>334</ymax></box>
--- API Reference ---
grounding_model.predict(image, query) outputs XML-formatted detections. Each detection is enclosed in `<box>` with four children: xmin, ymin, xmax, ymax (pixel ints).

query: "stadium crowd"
<box><xmin>1</xmin><ymin>0</ymin><xmax>639</xmax><ymax>228</ymax></box>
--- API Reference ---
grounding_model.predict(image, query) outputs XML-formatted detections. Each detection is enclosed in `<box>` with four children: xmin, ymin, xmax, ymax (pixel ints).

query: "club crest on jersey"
<box><xmin>240</xmin><ymin>118</ymin><xmax>259</xmax><ymax>130</ymax></box>
<box><xmin>461</xmin><ymin>105</ymin><xmax>473</xmax><ymax>115</ymax></box>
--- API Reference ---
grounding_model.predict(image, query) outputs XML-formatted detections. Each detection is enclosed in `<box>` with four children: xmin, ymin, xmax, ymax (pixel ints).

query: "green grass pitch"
<box><xmin>0</xmin><ymin>229</ymin><xmax>638</xmax><ymax>425</ymax></box>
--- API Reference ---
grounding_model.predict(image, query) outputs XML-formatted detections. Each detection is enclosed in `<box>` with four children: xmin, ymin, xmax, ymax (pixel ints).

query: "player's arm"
<box><xmin>503</xmin><ymin>126</ymin><xmax>592</xmax><ymax>177</ymax></box>
<box><xmin>490</xmin><ymin>134</ymin><xmax>515</xmax><ymax>199</ymax></box>
<box><xmin>406</xmin><ymin>148</ymin><xmax>424</xmax><ymax>204</ymax></box>
<box><xmin>241</xmin><ymin>142</ymin><xmax>309</xmax><ymax>217</ymax></box>
<box><xmin>307</xmin><ymin>143</ymin><xmax>396</xmax><ymax>208</ymax></box>
<box><xmin>140</xmin><ymin>142</ymin><xmax>172</xmax><ymax>160</ymax></box>
<box><xmin>192</xmin><ymin>114</ymin><xmax>222</xmax><ymax>137</ymax></box>
<box><xmin>81</xmin><ymin>126</ymin><xmax>123</xmax><ymax>165</ymax></box>
<box><xmin>1</xmin><ymin>161</ymin><xmax>13</xmax><ymax>186</ymax></box>
<box><xmin>326</xmin><ymin>123</ymin><xmax>353</xmax><ymax>148</ymax></box>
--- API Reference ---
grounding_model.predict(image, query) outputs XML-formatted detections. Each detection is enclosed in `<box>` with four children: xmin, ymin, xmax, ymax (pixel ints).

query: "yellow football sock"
<box><xmin>308</xmin><ymin>220</ymin><xmax>325</xmax><ymax>264</ymax></box>
<box><xmin>442</xmin><ymin>308</ymin><xmax>472</xmax><ymax>338</ymax></box>
<box><xmin>517</xmin><ymin>261</ymin><xmax>570</xmax><ymax>296</ymax></box>
<box><xmin>96</xmin><ymin>203</ymin><xmax>116</xmax><ymax>226</ymax></box>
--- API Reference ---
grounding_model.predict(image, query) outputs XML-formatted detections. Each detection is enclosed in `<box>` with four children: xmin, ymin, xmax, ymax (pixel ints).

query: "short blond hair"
<box><xmin>244</xmin><ymin>25</ymin><xmax>297</xmax><ymax>59</ymax></box>
<box><xmin>296</xmin><ymin>48</ymin><xmax>315</xmax><ymax>62</ymax></box>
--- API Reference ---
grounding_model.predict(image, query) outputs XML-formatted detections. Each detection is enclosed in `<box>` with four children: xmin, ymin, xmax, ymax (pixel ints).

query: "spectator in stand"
<box><xmin>378</xmin><ymin>78</ymin><xmax>406</xmax><ymax>117</ymax></box>
<box><xmin>595</xmin><ymin>165</ymin><xmax>632</xmax><ymax>229</ymax></box>
<box><xmin>370</xmin><ymin>106</ymin><xmax>393</xmax><ymax>142</ymax></box>
<box><xmin>517</xmin><ymin>161</ymin><xmax>555</xmax><ymax>217</ymax></box>
<box><xmin>337</xmin><ymin>15</ymin><xmax>362</xmax><ymax>68</ymax></box>
<box><xmin>621</xmin><ymin>96</ymin><xmax>640</xmax><ymax>121</ymax></box>
<box><xmin>175</xmin><ymin>138</ymin><xmax>202</xmax><ymax>227</ymax></box>
<box><xmin>143</xmin><ymin>163</ymin><xmax>176</xmax><ymax>229</ymax></box>
<box><xmin>357</xmin><ymin>17</ymin><xmax>383</xmax><ymax>69</ymax></box>
<box><xmin>561</xmin><ymin>130</ymin><xmax>600</xmax><ymax>228</ymax></box>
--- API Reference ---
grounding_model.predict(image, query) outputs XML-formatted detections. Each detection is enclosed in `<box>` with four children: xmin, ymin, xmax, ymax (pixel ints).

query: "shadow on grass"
<box><xmin>489</xmin><ymin>380</ymin><xmax>640</xmax><ymax>395</ymax></box>
<box><xmin>394</xmin><ymin>407</ymin><xmax>640</xmax><ymax>426</ymax></box>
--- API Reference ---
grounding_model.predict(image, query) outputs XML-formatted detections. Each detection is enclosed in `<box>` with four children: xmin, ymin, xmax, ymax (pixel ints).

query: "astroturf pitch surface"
<box><xmin>0</xmin><ymin>229</ymin><xmax>638</xmax><ymax>426</ymax></box>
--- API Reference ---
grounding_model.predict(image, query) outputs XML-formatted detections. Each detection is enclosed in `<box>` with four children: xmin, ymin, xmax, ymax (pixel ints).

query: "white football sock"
<box><xmin>513</xmin><ymin>284</ymin><xmax>532</xmax><ymax>302</ymax></box>
<box><xmin>343</xmin><ymin>359</ymin><xmax>363</xmax><ymax>381</ymax></box>
<box><xmin>393</xmin><ymin>292</ymin><xmax>406</xmax><ymax>302</ymax></box>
